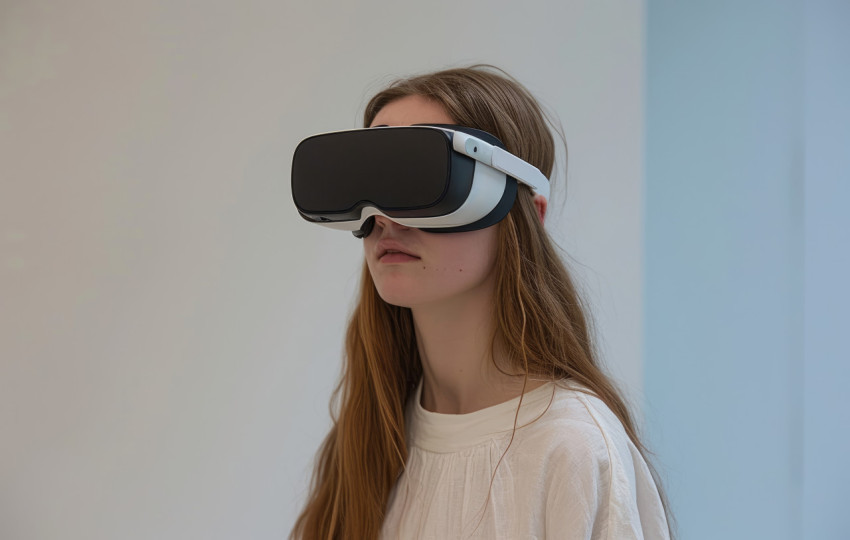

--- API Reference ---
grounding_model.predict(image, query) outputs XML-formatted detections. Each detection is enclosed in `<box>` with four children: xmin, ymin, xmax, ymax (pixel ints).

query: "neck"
<box><xmin>411</xmin><ymin>278</ymin><xmax>542</xmax><ymax>414</ymax></box>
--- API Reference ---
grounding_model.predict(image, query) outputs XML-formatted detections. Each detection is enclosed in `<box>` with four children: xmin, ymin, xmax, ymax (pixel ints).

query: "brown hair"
<box><xmin>291</xmin><ymin>65</ymin><xmax>673</xmax><ymax>539</ymax></box>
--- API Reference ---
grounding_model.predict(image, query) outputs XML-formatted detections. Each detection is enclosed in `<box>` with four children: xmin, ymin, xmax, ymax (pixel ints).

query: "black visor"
<box><xmin>291</xmin><ymin>124</ymin><xmax>537</xmax><ymax>237</ymax></box>
<box><xmin>292</xmin><ymin>127</ymin><xmax>477</xmax><ymax>221</ymax></box>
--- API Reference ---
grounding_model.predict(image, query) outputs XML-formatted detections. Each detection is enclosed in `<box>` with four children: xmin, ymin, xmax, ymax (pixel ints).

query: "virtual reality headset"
<box><xmin>291</xmin><ymin>124</ymin><xmax>550</xmax><ymax>238</ymax></box>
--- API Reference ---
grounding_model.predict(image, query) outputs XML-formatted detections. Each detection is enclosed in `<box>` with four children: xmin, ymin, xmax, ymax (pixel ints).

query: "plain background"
<box><xmin>646</xmin><ymin>1</ymin><xmax>849</xmax><ymax>538</ymax></box>
<box><xmin>2</xmin><ymin>0</ymin><xmax>848</xmax><ymax>539</ymax></box>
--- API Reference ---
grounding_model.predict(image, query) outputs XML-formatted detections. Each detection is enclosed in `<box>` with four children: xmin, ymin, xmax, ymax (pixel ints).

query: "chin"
<box><xmin>373</xmin><ymin>276</ymin><xmax>450</xmax><ymax>308</ymax></box>
<box><xmin>374</xmin><ymin>284</ymin><xmax>421</xmax><ymax>308</ymax></box>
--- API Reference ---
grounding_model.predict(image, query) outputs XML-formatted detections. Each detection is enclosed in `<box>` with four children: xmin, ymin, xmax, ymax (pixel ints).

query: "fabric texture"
<box><xmin>380</xmin><ymin>379</ymin><xmax>670</xmax><ymax>540</ymax></box>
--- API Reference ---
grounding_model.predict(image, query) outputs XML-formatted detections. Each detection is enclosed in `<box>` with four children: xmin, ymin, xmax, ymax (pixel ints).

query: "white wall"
<box><xmin>0</xmin><ymin>1</ymin><xmax>644</xmax><ymax>538</ymax></box>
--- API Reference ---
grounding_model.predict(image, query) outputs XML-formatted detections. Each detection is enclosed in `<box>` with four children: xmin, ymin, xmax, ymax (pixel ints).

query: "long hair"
<box><xmin>291</xmin><ymin>65</ymin><xmax>674</xmax><ymax>539</ymax></box>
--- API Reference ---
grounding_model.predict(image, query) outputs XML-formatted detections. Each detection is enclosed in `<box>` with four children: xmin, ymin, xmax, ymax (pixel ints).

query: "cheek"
<box><xmin>426</xmin><ymin>230</ymin><xmax>498</xmax><ymax>276</ymax></box>
<box><xmin>417</xmin><ymin>228</ymin><xmax>501</xmax><ymax>303</ymax></box>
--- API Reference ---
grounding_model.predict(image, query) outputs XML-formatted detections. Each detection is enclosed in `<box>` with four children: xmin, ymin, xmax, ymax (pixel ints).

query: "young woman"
<box><xmin>291</xmin><ymin>65</ymin><xmax>673</xmax><ymax>539</ymax></box>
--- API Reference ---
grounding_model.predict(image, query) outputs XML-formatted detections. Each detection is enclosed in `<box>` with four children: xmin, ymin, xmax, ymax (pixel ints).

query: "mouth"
<box><xmin>376</xmin><ymin>239</ymin><xmax>422</xmax><ymax>264</ymax></box>
<box><xmin>379</xmin><ymin>248</ymin><xmax>421</xmax><ymax>263</ymax></box>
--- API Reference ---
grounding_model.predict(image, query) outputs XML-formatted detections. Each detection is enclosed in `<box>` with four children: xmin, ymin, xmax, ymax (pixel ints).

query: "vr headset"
<box><xmin>291</xmin><ymin>124</ymin><xmax>549</xmax><ymax>238</ymax></box>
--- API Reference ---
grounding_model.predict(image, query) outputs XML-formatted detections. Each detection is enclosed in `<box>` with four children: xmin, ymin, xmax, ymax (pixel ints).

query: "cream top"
<box><xmin>380</xmin><ymin>380</ymin><xmax>670</xmax><ymax>539</ymax></box>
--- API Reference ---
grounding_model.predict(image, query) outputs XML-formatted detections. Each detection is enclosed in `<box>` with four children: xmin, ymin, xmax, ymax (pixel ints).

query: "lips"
<box><xmin>376</xmin><ymin>239</ymin><xmax>420</xmax><ymax>262</ymax></box>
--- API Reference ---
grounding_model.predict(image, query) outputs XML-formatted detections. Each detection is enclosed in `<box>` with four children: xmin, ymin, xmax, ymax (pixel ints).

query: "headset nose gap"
<box><xmin>373</xmin><ymin>215</ymin><xmax>411</xmax><ymax>233</ymax></box>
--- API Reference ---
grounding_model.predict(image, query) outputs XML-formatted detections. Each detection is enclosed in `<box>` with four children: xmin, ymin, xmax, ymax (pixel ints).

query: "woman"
<box><xmin>291</xmin><ymin>65</ymin><xmax>673</xmax><ymax>539</ymax></box>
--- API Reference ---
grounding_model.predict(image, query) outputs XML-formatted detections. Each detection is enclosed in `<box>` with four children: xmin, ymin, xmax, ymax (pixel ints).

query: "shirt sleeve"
<box><xmin>543</xmin><ymin>419</ymin><xmax>612</xmax><ymax>539</ymax></box>
<box><xmin>542</xmin><ymin>411</ymin><xmax>669</xmax><ymax>540</ymax></box>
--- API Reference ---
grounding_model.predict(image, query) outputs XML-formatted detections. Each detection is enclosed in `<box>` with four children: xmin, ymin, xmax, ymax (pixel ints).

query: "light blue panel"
<box><xmin>645</xmin><ymin>2</ymin><xmax>803</xmax><ymax>539</ymax></box>
<box><xmin>802</xmin><ymin>1</ymin><xmax>850</xmax><ymax>538</ymax></box>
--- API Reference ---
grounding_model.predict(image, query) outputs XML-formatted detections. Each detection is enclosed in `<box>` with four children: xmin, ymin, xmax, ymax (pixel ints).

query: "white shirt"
<box><xmin>380</xmin><ymin>380</ymin><xmax>670</xmax><ymax>540</ymax></box>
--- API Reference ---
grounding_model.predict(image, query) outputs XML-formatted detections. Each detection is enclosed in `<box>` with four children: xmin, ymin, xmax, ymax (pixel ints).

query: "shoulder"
<box><xmin>505</xmin><ymin>383</ymin><xmax>628</xmax><ymax>514</ymax></box>
<box><xmin>515</xmin><ymin>382</ymin><xmax>630</xmax><ymax>468</ymax></box>
<box><xmin>512</xmin><ymin>381</ymin><xmax>670</xmax><ymax>539</ymax></box>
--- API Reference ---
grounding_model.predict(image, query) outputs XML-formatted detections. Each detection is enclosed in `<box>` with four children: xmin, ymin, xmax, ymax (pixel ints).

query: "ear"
<box><xmin>533</xmin><ymin>194</ymin><xmax>547</xmax><ymax>225</ymax></box>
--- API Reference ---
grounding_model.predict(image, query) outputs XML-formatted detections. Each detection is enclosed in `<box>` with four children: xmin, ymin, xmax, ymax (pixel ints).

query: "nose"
<box><xmin>373</xmin><ymin>215</ymin><xmax>411</xmax><ymax>234</ymax></box>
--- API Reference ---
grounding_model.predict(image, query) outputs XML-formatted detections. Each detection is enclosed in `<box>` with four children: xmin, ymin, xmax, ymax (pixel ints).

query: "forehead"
<box><xmin>369</xmin><ymin>95</ymin><xmax>455</xmax><ymax>127</ymax></box>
